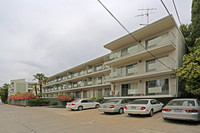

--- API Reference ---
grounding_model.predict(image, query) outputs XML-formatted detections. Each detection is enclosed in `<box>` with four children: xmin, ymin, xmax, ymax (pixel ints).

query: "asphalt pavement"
<box><xmin>0</xmin><ymin>104</ymin><xmax>200</xmax><ymax>133</ymax></box>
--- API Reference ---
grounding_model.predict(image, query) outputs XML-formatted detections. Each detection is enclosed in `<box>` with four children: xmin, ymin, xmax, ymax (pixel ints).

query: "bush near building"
<box><xmin>90</xmin><ymin>97</ymin><xmax>104</xmax><ymax>103</ymax></box>
<box><xmin>7</xmin><ymin>92</ymin><xmax>36</xmax><ymax>101</ymax></box>
<box><xmin>57</xmin><ymin>95</ymin><xmax>74</xmax><ymax>102</ymax></box>
<box><xmin>28</xmin><ymin>98</ymin><xmax>50</xmax><ymax>106</ymax></box>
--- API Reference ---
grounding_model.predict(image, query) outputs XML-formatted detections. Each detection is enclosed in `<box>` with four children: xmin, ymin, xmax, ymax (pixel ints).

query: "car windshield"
<box><xmin>104</xmin><ymin>99</ymin><xmax>120</xmax><ymax>104</ymax></box>
<box><xmin>72</xmin><ymin>99</ymin><xmax>81</xmax><ymax>103</ymax></box>
<box><xmin>131</xmin><ymin>100</ymin><xmax>148</xmax><ymax>104</ymax></box>
<box><xmin>167</xmin><ymin>100</ymin><xmax>195</xmax><ymax>106</ymax></box>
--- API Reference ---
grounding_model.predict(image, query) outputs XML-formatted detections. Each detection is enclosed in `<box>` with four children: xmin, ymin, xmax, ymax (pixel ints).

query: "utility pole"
<box><xmin>135</xmin><ymin>8</ymin><xmax>156</xmax><ymax>26</ymax></box>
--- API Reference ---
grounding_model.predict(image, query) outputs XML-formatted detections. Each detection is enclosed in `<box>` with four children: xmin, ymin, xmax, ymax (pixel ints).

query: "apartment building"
<box><xmin>8</xmin><ymin>79</ymin><xmax>36</xmax><ymax>96</ymax></box>
<box><xmin>43</xmin><ymin>15</ymin><xmax>186</xmax><ymax>99</ymax></box>
<box><xmin>43</xmin><ymin>55</ymin><xmax>112</xmax><ymax>98</ymax></box>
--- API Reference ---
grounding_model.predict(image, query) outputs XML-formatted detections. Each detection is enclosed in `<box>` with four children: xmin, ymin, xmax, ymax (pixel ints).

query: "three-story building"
<box><xmin>43</xmin><ymin>15</ymin><xmax>186</xmax><ymax>99</ymax></box>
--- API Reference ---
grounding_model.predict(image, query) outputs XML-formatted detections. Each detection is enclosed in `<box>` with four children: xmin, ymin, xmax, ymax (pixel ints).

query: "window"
<box><xmin>83</xmin><ymin>90</ymin><xmax>90</xmax><ymax>98</ymax></box>
<box><xmin>121</xmin><ymin>84</ymin><xmax>130</xmax><ymax>96</ymax></box>
<box><xmin>96</xmin><ymin>89</ymin><xmax>102</xmax><ymax>98</ymax></box>
<box><xmin>126</xmin><ymin>63</ymin><xmax>138</xmax><ymax>76</ymax></box>
<box><xmin>81</xmin><ymin>100</ymin><xmax>88</xmax><ymax>103</ymax></box>
<box><xmin>121</xmin><ymin>47</ymin><xmax>129</xmax><ymax>57</ymax></box>
<box><xmin>150</xmin><ymin>100</ymin><xmax>157</xmax><ymax>104</ymax></box>
<box><xmin>121</xmin><ymin>83</ymin><xmax>138</xmax><ymax>96</ymax></box>
<box><xmin>167</xmin><ymin>100</ymin><xmax>195</xmax><ymax>106</ymax></box>
<box><xmin>146</xmin><ymin>78</ymin><xmax>169</xmax><ymax>95</ymax></box>
<box><xmin>197</xmin><ymin>100</ymin><xmax>200</xmax><ymax>106</ymax></box>
<box><xmin>104</xmin><ymin>88</ymin><xmax>111</xmax><ymax>97</ymax></box>
<box><xmin>121</xmin><ymin>99</ymin><xmax>129</xmax><ymax>104</ymax></box>
<box><xmin>146</xmin><ymin>59</ymin><xmax>156</xmax><ymax>72</ymax></box>
<box><xmin>131</xmin><ymin>100</ymin><xmax>148</xmax><ymax>104</ymax></box>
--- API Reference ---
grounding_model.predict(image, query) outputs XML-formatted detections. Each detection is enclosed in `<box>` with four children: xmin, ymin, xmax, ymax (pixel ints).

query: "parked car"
<box><xmin>98</xmin><ymin>99</ymin><xmax>130</xmax><ymax>114</ymax></box>
<box><xmin>162</xmin><ymin>98</ymin><xmax>200</xmax><ymax>121</ymax></box>
<box><xmin>66</xmin><ymin>99</ymin><xmax>99</xmax><ymax>111</ymax></box>
<box><xmin>124</xmin><ymin>99</ymin><xmax>164</xmax><ymax>117</ymax></box>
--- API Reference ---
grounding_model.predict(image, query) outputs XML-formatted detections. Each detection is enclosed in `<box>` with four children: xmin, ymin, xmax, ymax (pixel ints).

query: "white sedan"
<box><xmin>66</xmin><ymin>99</ymin><xmax>99</xmax><ymax>111</ymax></box>
<box><xmin>124</xmin><ymin>99</ymin><xmax>164</xmax><ymax>117</ymax></box>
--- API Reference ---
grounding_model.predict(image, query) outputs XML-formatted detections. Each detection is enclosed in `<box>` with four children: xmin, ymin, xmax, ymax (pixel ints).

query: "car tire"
<box><xmin>78</xmin><ymin>106</ymin><xmax>83</xmax><ymax>111</ymax></box>
<box><xmin>149</xmin><ymin>109</ymin><xmax>154</xmax><ymax>117</ymax></box>
<box><xmin>128</xmin><ymin>113</ymin><xmax>133</xmax><ymax>116</ymax></box>
<box><xmin>95</xmin><ymin>104</ymin><xmax>99</xmax><ymax>108</ymax></box>
<box><xmin>118</xmin><ymin>108</ymin><xmax>124</xmax><ymax>114</ymax></box>
<box><xmin>163</xmin><ymin>117</ymin><xmax>167</xmax><ymax>120</ymax></box>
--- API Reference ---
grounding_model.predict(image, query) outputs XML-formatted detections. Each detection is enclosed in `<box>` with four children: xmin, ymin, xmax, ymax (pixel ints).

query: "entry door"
<box><xmin>121</xmin><ymin>84</ymin><xmax>130</xmax><ymax>96</ymax></box>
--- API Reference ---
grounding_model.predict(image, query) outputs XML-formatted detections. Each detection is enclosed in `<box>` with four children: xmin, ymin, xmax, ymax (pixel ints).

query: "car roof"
<box><xmin>171</xmin><ymin>98</ymin><xmax>197</xmax><ymax>101</ymax></box>
<box><xmin>134</xmin><ymin>99</ymin><xmax>155</xmax><ymax>101</ymax></box>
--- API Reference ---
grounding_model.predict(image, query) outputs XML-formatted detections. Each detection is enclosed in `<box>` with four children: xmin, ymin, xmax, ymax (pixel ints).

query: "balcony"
<box><xmin>105</xmin><ymin>33</ymin><xmax>176</xmax><ymax>67</ymax></box>
<box><xmin>107</xmin><ymin>57</ymin><xmax>176</xmax><ymax>83</ymax></box>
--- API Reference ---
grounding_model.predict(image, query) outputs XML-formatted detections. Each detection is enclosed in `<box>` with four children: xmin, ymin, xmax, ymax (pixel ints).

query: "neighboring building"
<box><xmin>43</xmin><ymin>15</ymin><xmax>186</xmax><ymax>99</ymax></box>
<box><xmin>8</xmin><ymin>79</ymin><xmax>37</xmax><ymax>96</ymax></box>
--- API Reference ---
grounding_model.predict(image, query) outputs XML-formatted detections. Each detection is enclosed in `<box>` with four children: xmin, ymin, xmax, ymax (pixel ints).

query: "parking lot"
<box><xmin>0</xmin><ymin>104</ymin><xmax>200</xmax><ymax>133</ymax></box>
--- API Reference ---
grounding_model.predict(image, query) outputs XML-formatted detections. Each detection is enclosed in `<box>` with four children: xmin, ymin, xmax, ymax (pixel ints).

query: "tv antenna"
<box><xmin>135</xmin><ymin>8</ymin><xmax>157</xmax><ymax>25</ymax></box>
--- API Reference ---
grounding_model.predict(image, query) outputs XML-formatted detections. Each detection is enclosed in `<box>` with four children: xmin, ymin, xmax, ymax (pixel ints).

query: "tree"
<box><xmin>191</xmin><ymin>0</ymin><xmax>200</xmax><ymax>45</ymax></box>
<box><xmin>33</xmin><ymin>73</ymin><xmax>48</xmax><ymax>94</ymax></box>
<box><xmin>176</xmin><ymin>0</ymin><xmax>200</xmax><ymax>95</ymax></box>
<box><xmin>30</xmin><ymin>83</ymin><xmax>38</xmax><ymax>96</ymax></box>
<box><xmin>179</xmin><ymin>0</ymin><xmax>200</xmax><ymax>48</ymax></box>
<box><xmin>0</xmin><ymin>83</ymin><xmax>9</xmax><ymax>103</ymax></box>
<box><xmin>175</xmin><ymin>39</ymin><xmax>200</xmax><ymax>94</ymax></box>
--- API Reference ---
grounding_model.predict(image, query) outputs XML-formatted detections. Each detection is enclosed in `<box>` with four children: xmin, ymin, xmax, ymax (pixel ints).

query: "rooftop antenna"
<box><xmin>135</xmin><ymin>8</ymin><xmax>157</xmax><ymax>25</ymax></box>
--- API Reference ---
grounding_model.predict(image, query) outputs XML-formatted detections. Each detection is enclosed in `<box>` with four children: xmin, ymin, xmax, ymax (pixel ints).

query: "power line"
<box><xmin>98</xmin><ymin>0</ymin><xmax>172</xmax><ymax>70</ymax></box>
<box><xmin>160</xmin><ymin>0</ymin><xmax>191</xmax><ymax>52</ymax></box>
<box><xmin>172</xmin><ymin>0</ymin><xmax>182</xmax><ymax>25</ymax></box>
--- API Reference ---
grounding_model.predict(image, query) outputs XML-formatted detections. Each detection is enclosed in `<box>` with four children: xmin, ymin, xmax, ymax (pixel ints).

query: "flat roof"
<box><xmin>48</xmin><ymin>54</ymin><xmax>110</xmax><ymax>79</ymax></box>
<box><xmin>104</xmin><ymin>15</ymin><xmax>177</xmax><ymax>51</ymax></box>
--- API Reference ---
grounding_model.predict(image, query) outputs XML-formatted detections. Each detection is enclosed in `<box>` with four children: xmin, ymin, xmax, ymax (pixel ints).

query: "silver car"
<box><xmin>124</xmin><ymin>99</ymin><xmax>164</xmax><ymax>117</ymax></box>
<box><xmin>66</xmin><ymin>99</ymin><xmax>99</xmax><ymax>111</ymax></box>
<box><xmin>98</xmin><ymin>99</ymin><xmax>130</xmax><ymax>114</ymax></box>
<box><xmin>162</xmin><ymin>99</ymin><xmax>200</xmax><ymax>121</ymax></box>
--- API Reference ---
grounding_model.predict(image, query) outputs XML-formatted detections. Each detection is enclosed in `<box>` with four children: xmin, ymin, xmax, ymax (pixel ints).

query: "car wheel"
<box><xmin>95</xmin><ymin>104</ymin><xmax>99</xmax><ymax>108</ymax></box>
<box><xmin>149</xmin><ymin>109</ymin><xmax>154</xmax><ymax>117</ymax></box>
<box><xmin>118</xmin><ymin>108</ymin><xmax>124</xmax><ymax>114</ymax></box>
<box><xmin>128</xmin><ymin>113</ymin><xmax>133</xmax><ymax>116</ymax></box>
<box><xmin>163</xmin><ymin>117</ymin><xmax>167</xmax><ymax>120</ymax></box>
<box><xmin>78</xmin><ymin>106</ymin><xmax>83</xmax><ymax>111</ymax></box>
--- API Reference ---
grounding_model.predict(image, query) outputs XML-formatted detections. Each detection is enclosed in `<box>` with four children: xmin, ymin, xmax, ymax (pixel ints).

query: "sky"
<box><xmin>0</xmin><ymin>0</ymin><xmax>193</xmax><ymax>86</ymax></box>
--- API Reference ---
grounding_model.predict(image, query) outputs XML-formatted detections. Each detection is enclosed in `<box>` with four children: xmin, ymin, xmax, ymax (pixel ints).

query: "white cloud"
<box><xmin>0</xmin><ymin>0</ymin><xmax>192</xmax><ymax>86</ymax></box>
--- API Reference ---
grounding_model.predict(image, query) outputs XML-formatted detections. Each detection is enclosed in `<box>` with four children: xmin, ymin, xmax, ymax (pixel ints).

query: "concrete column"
<box><xmin>102</xmin><ymin>88</ymin><xmax>105</xmax><ymax>97</ymax></box>
<box><xmin>81</xmin><ymin>90</ymin><xmax>83</xmax><ymax>98</ymax></box>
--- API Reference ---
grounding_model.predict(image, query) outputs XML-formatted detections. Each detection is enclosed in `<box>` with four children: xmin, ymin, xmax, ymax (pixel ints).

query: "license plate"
<box><xmin>103</xmin><ymin>105</ymin><xmax>107</xmax><ymax>108</ymax></box>
<box><xmin>174</xmin><ymin>109</ymin><xmax>182</xmax><ymax>112</ymax></box>
<box><xmin>131</xmin><ymin>106</ymin><xmax>136</xmax><ymax>110</ymax></box>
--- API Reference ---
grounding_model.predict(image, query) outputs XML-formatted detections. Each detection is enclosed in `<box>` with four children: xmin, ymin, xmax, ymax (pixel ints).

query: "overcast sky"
<box><xmin>0</xmin><ymin>0</ymin><xmax>192</xmax><ymax>86</ymax></box>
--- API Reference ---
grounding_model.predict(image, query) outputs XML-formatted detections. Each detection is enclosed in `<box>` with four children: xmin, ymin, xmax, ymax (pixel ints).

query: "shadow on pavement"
<box><xmin>163</xmin><ymin>119</ymin><xmax>200</xmax><ymax>126</ymax></box>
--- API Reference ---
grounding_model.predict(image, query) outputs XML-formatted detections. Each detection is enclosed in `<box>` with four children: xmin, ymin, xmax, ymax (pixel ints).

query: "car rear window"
<box><xmin>131</xmin><ymin>100</ymin><xmax>148</xmax><ymax>104</ymax></box>
<box><xmin>104</xmin><ymin>100</ymin><xmax>120</xmax><ymax>104</ymax></box>
<box><xmin>197</xmin><ymin>100</ymin><xmax>200</xmax><ymax>106</ymax></box>
<box><xmin>167</xmin><ymin>100</ymin><xmax>195</xmax><ymax>106</ymax></box>
<box><xmin>73</xmin><ymin>99</ymin><xmax>81</xmax><ymax>103</ymax></box>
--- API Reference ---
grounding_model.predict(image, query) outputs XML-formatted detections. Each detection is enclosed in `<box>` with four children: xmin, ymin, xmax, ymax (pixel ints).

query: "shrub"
<box><xmin>90</xmin><ymin>97</ymin><xmax>104</xmax><ymax>103</ymax></box>
<box><xmin>28</xmin><ymin>98</ymin><xmax>50</xmax><ymax>106</ymax></box>
<box><xmin>8</xmin><ymin>92</ymin><xmax>36</xmax><ymax>101</ymax></box>
<box><xmin>57</xmin><ymin>95</ymin><xmax>74</xmax><ymax>102</ymax></box>
<box><xmin>51</xmin><ymin>102</ymin><xmax>58</xmax><ymax>105</ymax></box>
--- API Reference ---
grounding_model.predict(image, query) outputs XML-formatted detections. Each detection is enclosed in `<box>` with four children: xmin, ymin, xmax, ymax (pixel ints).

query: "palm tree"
<box><xmin>33</xmin><ymin>73</ymin><xmax>48</xmax><ymax>94</ymax></box>
<box><xmin>30</xmin><ymin>83</ymin><xmax>38</xmax><ymax>96</ymax></box>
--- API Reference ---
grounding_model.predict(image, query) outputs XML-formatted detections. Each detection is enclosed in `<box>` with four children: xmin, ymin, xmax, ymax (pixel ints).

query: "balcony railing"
<box><xmin>109</xmin><ymin>57</ymin><xmax>176</xmax><ymax>79</ymax></box>
<box><xmin>105</xmin><ymin>33</ymin><xmax>175</xmax><ymax>63</ymax></box>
